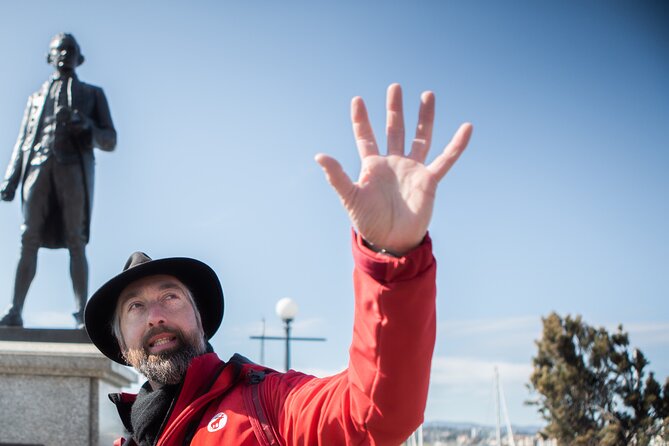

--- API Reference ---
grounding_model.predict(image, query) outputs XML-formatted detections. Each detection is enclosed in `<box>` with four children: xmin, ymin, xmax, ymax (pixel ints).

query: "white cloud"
<box><xmin>430</xmin><ymin>356</ymin><xmax>532</xmax><ymax>388</ymax></box>
<box><xmin>227</xmin><ymin>316</ymin><xmax>327</xmax><ymax>339</ymax></box>
<box><xmin>426</xmin><ymin>355</ymin><xmax>539</xmax><ymax>425</ymax></box>
<box><xmin>626</xmin><ymin>322</ymin><xmax>669</xmax><ymax>346</ymax></box>
<box><xmin>292</xmin><ymin>317</ymin><xmax>328</xmax><ymax>334</ymax></box>
<box><xmin>440</xmin><ymin>316</ymin><xmax>540</xmax><ymax>337</ymax></box>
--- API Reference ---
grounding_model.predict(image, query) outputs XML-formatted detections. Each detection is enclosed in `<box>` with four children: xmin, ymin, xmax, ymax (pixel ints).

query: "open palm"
<box><xmin>316</xmin><ymin>84</ymin><xmax>473</xmax><ymax>256</ymax></box>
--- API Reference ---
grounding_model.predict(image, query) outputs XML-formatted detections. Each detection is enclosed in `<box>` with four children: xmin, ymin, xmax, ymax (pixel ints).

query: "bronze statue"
<box><xmin>0</xmin><ymin>33</ymin><xmax>116</xmax><ymax>328</ymax></box>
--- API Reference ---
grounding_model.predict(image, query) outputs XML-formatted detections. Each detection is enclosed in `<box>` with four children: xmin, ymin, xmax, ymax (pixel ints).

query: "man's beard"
<box><xmin>122</xmin><ymin>326</ymin><xmax>206</xmax><ymax>386</ymax></box>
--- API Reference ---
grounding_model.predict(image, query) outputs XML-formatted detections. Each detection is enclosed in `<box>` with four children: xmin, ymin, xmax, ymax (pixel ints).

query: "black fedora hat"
<box><xmin>84</xmin><ymin>252</ymin><xmax>224</xmax><ymax>365</ymax></box>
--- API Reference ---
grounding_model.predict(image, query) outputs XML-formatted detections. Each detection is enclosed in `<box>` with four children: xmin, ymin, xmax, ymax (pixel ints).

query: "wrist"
<box><xmin>361</xmin><ymin>238</ymin><xmax>402</xmax><ymax>258</ymax></box>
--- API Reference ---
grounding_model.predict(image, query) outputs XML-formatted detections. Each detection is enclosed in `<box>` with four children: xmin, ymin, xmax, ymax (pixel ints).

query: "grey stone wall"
<box><xmin>0</xmin><ymin>340</ymin><xmax>136</xmax><ymax>446</ymax></box>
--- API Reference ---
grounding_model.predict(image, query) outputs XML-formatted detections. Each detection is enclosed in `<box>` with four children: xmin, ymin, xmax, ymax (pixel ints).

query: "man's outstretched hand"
<box><xmin>315</xmin><ymin>83</ymin><xmax>473</xmax><ymax>256</ymax></box>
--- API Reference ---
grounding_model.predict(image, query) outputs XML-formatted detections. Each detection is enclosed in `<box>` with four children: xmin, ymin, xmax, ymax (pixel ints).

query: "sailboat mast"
<box><xmin>493</xmin><ymin>366</ymin><xmax>517</xmax><ymax>446</ymax></box>
<box><xmin>498</xmin><ymin>370</ymin><xmax>516</xmax><ymax>446</ymax></box>
<box><xmin>494</xmin><ymin>367</ymin><xmax>502</xmax><ymax>446</ymax></box>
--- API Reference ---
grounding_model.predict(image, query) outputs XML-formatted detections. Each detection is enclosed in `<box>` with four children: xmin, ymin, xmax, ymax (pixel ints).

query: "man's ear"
<box><xmin>46</xmin><ymin>52</ymin><xmax>53</xmax><ymax>65</ymax></box>
<box><xmin>77</xmin><ymin>54</ymin><xmax>85</xmax><ymax>66</ymax></box>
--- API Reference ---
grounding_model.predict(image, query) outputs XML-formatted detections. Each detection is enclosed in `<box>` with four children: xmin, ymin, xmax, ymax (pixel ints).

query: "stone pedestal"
<box><xmin>0</xmin><ymin>330</ymin><xmax>136</xmax><ymax>446</ymax></box>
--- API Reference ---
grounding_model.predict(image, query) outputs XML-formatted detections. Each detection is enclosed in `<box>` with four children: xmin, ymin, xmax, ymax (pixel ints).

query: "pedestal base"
<box><xmin>0</xmin><ymin>332</ymin><xmax>136</xmax><ymax>446</ymax></box>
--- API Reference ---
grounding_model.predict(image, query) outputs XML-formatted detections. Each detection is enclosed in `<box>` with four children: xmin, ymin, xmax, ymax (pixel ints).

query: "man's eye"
<box><xmin>127</xmin><ymin>302</ymin><xmax>143</xmax><ymax>312</ymax></box>
<box><xmin>163</xmin><ymin>293</ymin><xmax>181</xmax><ymax>304</ymax></box>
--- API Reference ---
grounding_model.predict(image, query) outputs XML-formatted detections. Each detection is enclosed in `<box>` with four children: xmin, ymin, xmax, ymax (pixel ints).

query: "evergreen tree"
<box><xmin>528</xmin><ymin>312</ymin><xmax>669</xmax><ymax>445</ymax></box>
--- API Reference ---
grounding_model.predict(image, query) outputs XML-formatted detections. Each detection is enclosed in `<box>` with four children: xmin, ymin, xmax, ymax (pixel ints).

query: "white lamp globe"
<box><xmin>276</xmin><ymin>297</ymin><xmax>298</xmax><ymax>322</ymax></box>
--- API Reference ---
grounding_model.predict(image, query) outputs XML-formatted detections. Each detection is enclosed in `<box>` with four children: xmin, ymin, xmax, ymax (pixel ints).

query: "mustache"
<box><xmin>141</xmin><ymin>326</ymin><xmax>184</xmax><ymax>351</ymax></box>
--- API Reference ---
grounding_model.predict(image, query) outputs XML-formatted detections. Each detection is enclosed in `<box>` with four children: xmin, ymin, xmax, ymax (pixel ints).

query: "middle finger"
<box><xmin>386</xmin><ymin>83</ymin><xmax>405</xmax><ymax>156</ymax></box>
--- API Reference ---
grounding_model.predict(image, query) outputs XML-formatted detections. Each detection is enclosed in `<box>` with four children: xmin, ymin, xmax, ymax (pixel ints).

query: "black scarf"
<box><xmin>130</xmin><ymin>381</ymin><xmax>180</xmax><ymax>446</ymax></box>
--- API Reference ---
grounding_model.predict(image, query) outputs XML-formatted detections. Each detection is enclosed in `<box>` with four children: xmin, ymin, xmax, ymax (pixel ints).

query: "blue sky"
<box><xmin>0</xmin><ymin>1</ymin><xmax>667</xmax><ymax>427</ymax></box>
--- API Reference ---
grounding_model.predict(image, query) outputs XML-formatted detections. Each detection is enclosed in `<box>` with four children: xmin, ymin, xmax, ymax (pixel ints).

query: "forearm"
<box><xmin>268</xmin><ymin>233</ymin><xmax>436</xmax><ymax>445</ymax></box>
<box><xmin>347</xmin><ymin>230</ymin><xmax>436</xmax><ymax>443</ymax></box>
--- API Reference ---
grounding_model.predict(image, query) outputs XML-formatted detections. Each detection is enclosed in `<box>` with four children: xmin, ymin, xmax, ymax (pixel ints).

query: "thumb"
<box><xmin>315</xmin><ymin>153</ymin><xmax>355</xmax><ymax>201</ymax></box>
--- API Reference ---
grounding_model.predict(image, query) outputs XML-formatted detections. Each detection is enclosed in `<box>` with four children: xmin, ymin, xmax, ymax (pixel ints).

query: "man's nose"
<box><xmin>146</xmin><ymin>303</ymin><xmax>167</xmax><ymax>326</ymax></box>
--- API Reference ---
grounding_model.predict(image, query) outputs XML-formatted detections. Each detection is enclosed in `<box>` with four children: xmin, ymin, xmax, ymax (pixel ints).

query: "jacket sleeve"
<box><xmin>90</xmin><ymin>87</ymin><xmax>116</xmax><ymax>151</ymax></box>
<box><xmin>263</xmin><ymin>231</ymin><xmax>437</xmax><ymax>445</ymax></box>
<box><xmin>2</xmin><ymin>96</ymin><xmax>32</xmax><ymax>192</ymax></box>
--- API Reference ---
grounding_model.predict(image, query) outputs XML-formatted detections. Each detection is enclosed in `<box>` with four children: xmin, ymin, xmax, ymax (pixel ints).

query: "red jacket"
<box><xmin>112</xmin><ymin>233</ymin><xmax>436</xmax><ymax>445</ymax></box>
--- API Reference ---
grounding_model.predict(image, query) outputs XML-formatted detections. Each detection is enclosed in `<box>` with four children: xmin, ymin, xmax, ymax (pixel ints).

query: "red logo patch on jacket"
<box><xmin>207</xmin><ymin>412</ymin><xmax>228</xmax><ymax>432</ymax></box>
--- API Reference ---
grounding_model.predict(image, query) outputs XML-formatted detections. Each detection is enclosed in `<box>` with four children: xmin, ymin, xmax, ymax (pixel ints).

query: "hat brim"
<box><xmin>84</xmin><ymin>257</ymin><xmax>223</xmax><ymax>365</ymax></box>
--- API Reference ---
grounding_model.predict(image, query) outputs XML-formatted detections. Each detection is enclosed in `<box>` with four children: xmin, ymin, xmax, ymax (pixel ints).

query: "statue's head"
<box><xmin>46</xmin><ymin>33</ymin><xmax>85</xmax><ymax>72</ymax></box>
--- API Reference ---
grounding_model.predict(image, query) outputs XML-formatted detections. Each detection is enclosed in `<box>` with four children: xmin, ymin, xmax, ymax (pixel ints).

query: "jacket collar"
<box><xmin>51</xmin><ymin>72</ymin><xmax>78</xmax><ymax>82</ymax></box>
<box><xmin>109</xmin><ymin>353</ymin><xmax>243</xmax><ymax>443</ymax></box>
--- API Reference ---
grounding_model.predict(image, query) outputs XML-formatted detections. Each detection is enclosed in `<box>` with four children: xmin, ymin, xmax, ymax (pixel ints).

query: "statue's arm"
<box><xmin>1</xmin><ymin>96</ymin><xmax>32</xmax><ymax>201</ymax></box>
<box><xmin>90</xmin><ymin>87</ymin><xmax>117</xmax><ymax>152</ymax></box>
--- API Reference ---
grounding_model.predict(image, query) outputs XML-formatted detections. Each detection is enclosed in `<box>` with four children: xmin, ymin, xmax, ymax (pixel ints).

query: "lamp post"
<box><xmin>275</xmin><ymin>297</ymin><xmax>298</xmax><ymax>371</ymax></box>
<box><xmin>250</xmin><ymin>298</ymin><xmax>326</xmax><ymax>371</ymax></box>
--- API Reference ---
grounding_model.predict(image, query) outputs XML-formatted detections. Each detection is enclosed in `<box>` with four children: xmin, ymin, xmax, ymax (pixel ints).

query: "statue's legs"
<box><xmin>0</xmin><ymin>246</ymin><xmax>39</xmax><ymax>326</ymax></box>
<box><xmin>12</xmin><ymin>246</ymin><xmax>39</xmax><ymax>313</ymax></box>
<box><xmin>56</xmin><ymin>160</ymin><xmax>89</xmax><ymax>328</ymax></box>
<box><xmin>0</xmin><ymin>163</ymin><xmax>51</xmax><ymax>327</ymax></box>
<box><xmin>0</xmin><ymin>164</ymin><xmax>47</xmax><ymax>327</ymax></box>
<box><xmin>0</xmin><ymin>158</ymin><xmax>91</xmax><ymax>328</ymax></box>
<box><xmin>68</xmin><ymin>245</ymin><xmax>88</xmax><ymax>326</ymax></box>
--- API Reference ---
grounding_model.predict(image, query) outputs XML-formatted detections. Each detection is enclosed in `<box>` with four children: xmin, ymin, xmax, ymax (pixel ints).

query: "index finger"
<box><xmin>408</xmin><ymin>91</ymin><xmax>435</xmax><ymax>163</ymax></box>
<box><xmin>351</xmin><ymin>96</ymin><xmax>379</xmax><ymax>159</ymax></box>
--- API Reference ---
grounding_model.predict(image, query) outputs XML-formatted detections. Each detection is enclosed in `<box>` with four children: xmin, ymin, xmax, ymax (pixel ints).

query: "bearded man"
<box><xmin>85</xmin><ymin>84</ymin><xmax>472</xmax><ymax>445</ymax></box>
